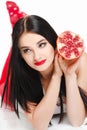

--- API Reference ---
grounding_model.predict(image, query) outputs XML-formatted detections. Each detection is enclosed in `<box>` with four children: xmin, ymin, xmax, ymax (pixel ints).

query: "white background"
<box><xmin>0</xmin><ymin>1</ymin><xmax>87</xmax><ymax>129</ymax></box>
<box><xmin>0</xmin><ymin>0</ymin><xmax>87</xmax><ymax>77</ymax></box>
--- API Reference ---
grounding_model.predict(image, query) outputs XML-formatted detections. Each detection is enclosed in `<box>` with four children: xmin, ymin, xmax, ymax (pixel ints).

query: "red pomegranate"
<box><xmin>56</xmin><ymin>31</ymin><xmax>84</xmax><ymax>60</ymax></box>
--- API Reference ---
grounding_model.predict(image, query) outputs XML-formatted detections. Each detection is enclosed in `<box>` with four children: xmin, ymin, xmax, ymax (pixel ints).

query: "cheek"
<box><xmin>49</xmin><ymin>51</ymin><xmax>54</xmax><ymax>62</ymax></box>
<box><xmin>22</xmin><ymin>55</ymin><xmax>33</xmax><ymax>66</ymax></box>
<box><xmin>47</xmin><ymin>47</ymin><xmax>55</xmax><ymax>58</ymax></box>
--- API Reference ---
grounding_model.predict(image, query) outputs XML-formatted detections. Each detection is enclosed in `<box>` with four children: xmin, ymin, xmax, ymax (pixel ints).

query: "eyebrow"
<box><xmin>20</xmin><ymin>39</ymin><xmax>46</xmax><ymax>49</ymax></box>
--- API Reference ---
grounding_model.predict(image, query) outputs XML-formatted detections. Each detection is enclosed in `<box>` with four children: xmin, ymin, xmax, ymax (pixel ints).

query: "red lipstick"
<box><xmin>34</xmin><ymin>59</ymin><xmax>46</xmax><ymax>66</ymax></box>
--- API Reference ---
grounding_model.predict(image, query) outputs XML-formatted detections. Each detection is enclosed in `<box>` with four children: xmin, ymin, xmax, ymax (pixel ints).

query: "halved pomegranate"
<box><xmin>56</xmin><ymin>31</ymin><xmax>84</xmax><ymax>60</ymax></box>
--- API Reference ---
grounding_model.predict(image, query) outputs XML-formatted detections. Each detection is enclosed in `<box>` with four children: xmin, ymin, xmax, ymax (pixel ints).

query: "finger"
<box><xmin>58</xmin><ymin>55</ymin><xmax>64</xmax><ymax>65</ymax></box>
<box><xmin>54</xmin><ymin>53</ymin><xmax>59</xmax><ymax>66</ymax></box>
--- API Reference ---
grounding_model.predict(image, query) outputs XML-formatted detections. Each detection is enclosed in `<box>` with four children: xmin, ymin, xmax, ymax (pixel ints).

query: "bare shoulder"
<box><xmin>78</xmin><ymin>52</ymin><xmax>87</xmax><ymax>92</ymax></box>
<box><xmin>82</xmin><ymin>52</ymin><xmax>87</xmax><ymax>60</ymax></box>
<box><xmin>79</xmin><ymin>52</ymin><xmax>87</xmax><ymax>67</ymax></box>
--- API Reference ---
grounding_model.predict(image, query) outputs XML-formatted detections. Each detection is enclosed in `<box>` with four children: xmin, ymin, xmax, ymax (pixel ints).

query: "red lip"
<box><xmin>34</xmin><ymin>59</ymin><xmax>46</xmax><ymax>66</ymax></box>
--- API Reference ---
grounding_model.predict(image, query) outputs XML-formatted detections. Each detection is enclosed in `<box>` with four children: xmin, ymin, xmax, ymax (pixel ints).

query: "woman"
<box><xmin>1</xmin><ymin>15</ymin><xmax>87</xmax><ymax>130</ymax></box>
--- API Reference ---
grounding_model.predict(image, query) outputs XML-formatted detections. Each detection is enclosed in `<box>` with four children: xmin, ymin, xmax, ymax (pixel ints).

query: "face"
<box><xmin>18</xmin><ymin>32</ymin><xmax>55</xmax><ymax>72</ymax></box>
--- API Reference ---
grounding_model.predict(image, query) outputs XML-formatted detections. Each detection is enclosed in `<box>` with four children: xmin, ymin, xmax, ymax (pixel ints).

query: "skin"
<box><xmin>18</xmin><ymin>32</ymin><xmax>87</xmax><ymax>130</ymax></box>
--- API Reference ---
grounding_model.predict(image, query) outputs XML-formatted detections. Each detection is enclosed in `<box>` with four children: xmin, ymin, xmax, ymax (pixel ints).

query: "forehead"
<box><xmin>19</xmin><ymin>32</ymin><xmax>46</xmax><ymax>47</ymax></box>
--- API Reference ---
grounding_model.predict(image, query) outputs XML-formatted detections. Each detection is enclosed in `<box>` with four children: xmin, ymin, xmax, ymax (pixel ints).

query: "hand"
<box><xmin>58</xmin><ymin>54</ymin><xmax>82</xmax><ymax>75</ymax></box>
<box><xmin>53</xmin><ymin>53</ymin><xmax>63</xmax><ymax>77</ymax></box>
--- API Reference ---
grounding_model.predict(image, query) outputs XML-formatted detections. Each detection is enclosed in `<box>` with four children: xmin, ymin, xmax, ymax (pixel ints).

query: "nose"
<box><xmin>33</xmin><ymin>50</ymin><xmax>41</xmax><ymax>61</ymax></box>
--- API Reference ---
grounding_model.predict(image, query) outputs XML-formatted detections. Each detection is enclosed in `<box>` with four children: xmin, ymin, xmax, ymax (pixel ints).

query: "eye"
<box><xmin>23</xmin><ymin>48</ymin><xmax>31</xmax><ymax>54</ymax></box>
<box><xmin>38</xmin><ymin>42</ymin><xmax>47</xmax><ymax>48</ymax></box>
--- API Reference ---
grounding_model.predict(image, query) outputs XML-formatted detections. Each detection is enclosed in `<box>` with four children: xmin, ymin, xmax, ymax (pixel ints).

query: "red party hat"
<box><xmin>6</xmin><ymin>1</ymin><xmax>27</xmax><ymax>27</ymax></box>
<box><xmin>0</xmin><ymin>1</ymin><xmax>27</xmax><ymax>105</ymax></box>
<box><xmin>0</xmin><ymin>48</ymin><xmax>12</xmax><ymax>105</ymax></box>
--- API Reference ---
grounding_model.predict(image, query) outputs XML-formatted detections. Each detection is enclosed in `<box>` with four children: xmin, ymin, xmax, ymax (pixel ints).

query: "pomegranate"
<box><xmin>56</xmin><ymin>31</ymin><xmax>84</xmax><ymax>60</ymax></box>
